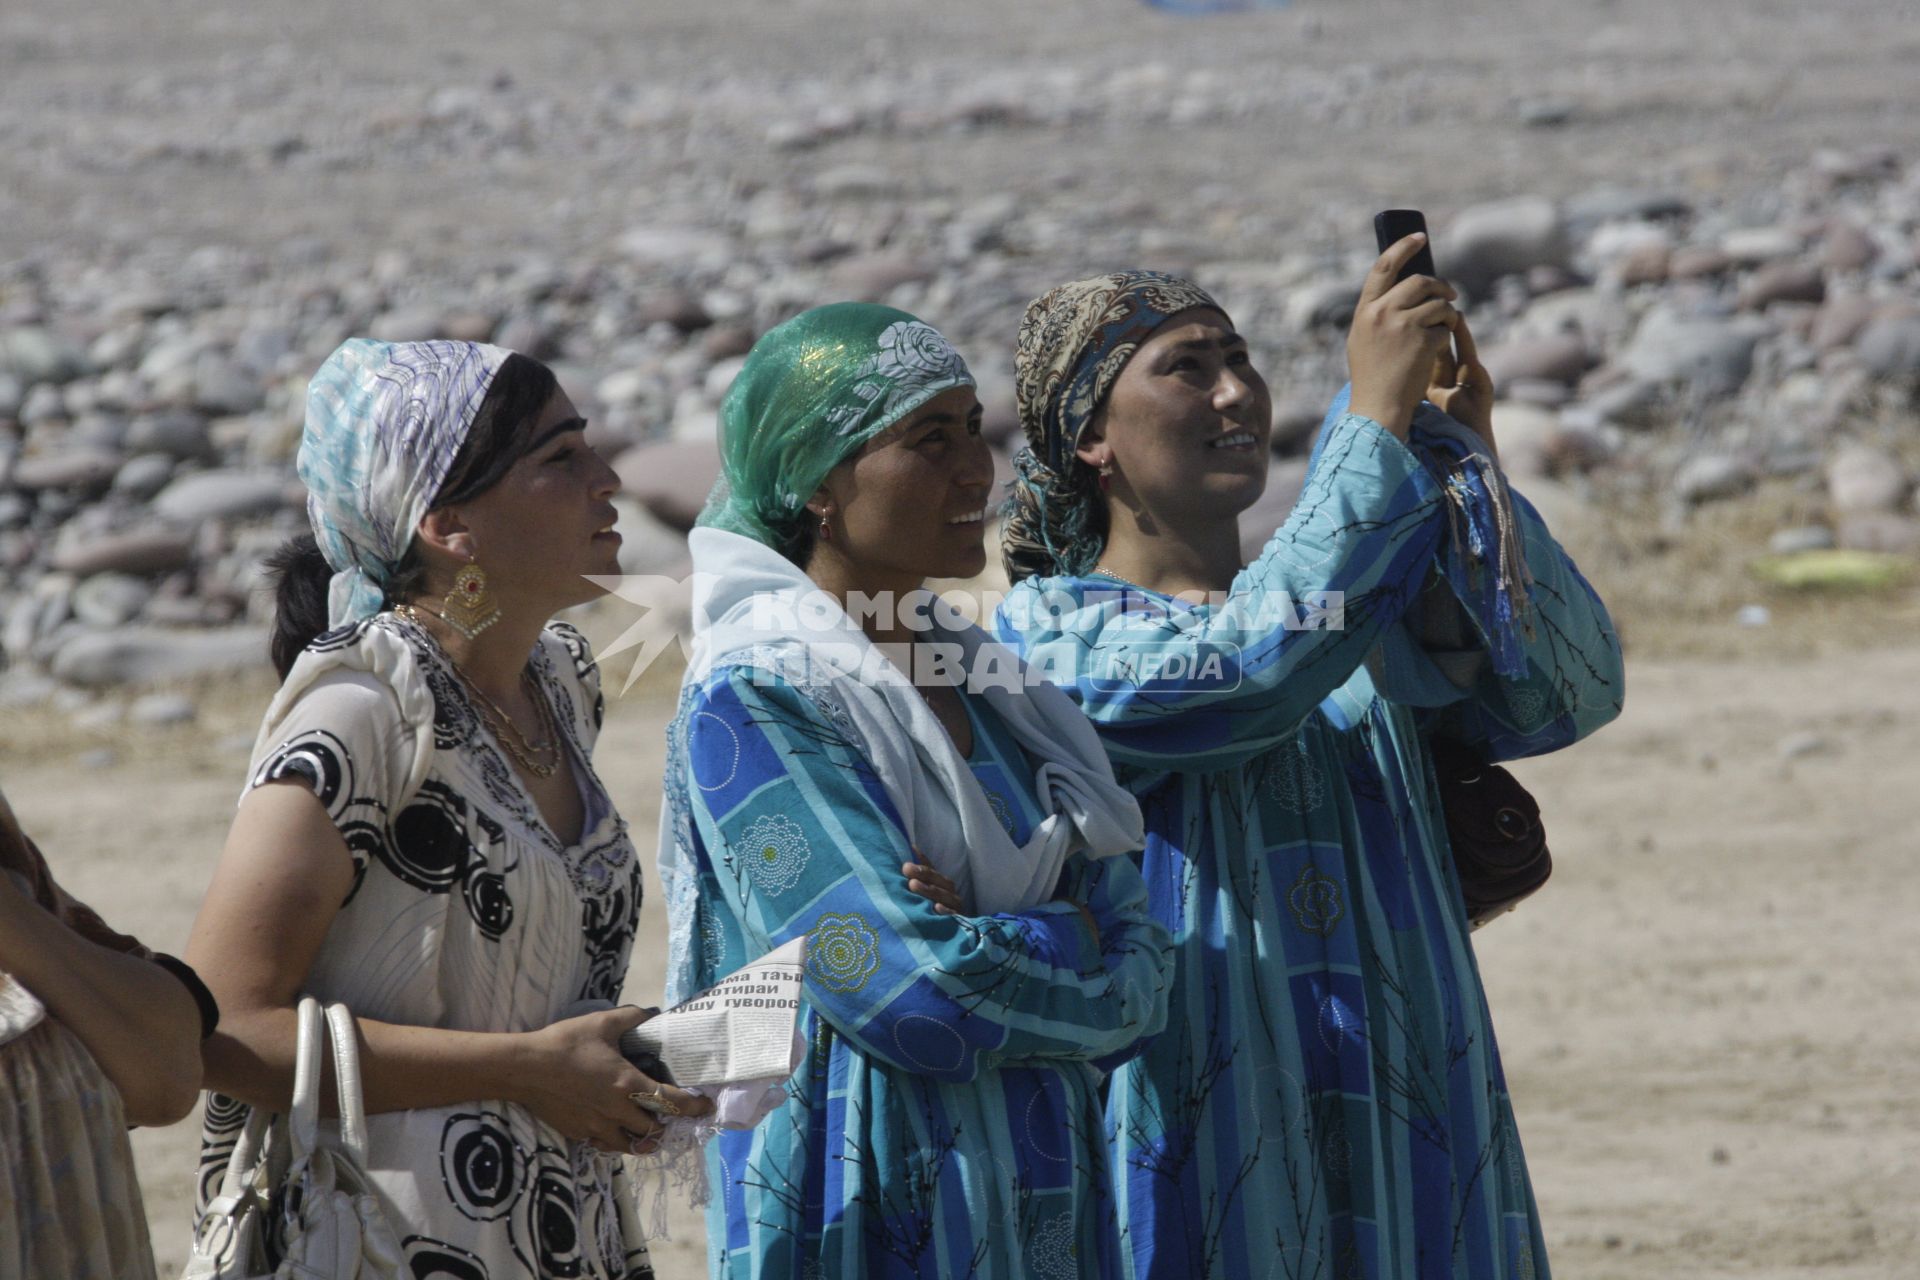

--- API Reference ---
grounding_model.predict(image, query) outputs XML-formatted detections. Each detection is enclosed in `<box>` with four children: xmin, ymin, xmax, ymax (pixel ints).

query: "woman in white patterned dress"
<box><xmin>184</xmin><ymin>339</ymin><xmax>709</xmax><ymax>1280</ymax></box>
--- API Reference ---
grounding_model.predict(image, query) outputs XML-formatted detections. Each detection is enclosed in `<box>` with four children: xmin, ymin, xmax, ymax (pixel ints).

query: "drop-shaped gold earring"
<box><xmin>441</xmin><ymin>561</ymin><xmax>501</xmax><ymax>639</ymax></box>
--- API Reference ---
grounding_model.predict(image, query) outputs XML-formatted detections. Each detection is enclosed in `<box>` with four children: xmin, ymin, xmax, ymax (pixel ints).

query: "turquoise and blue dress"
<box><xmin>665</xmin><ymin>662</ymin><xmax>1173</xmax><ymax>1278</ymax></box>
<box><xmin>993</xmin><ymin>403</ymin><xmax>1624</xmax><ymax>1280</ymax></box>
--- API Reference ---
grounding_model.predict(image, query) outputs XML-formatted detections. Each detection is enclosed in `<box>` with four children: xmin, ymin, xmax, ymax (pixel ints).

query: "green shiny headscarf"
<box><xmin>697</xmin><ymin>302</ymin><xmax>975</xmax><ymax>557</ymax></box>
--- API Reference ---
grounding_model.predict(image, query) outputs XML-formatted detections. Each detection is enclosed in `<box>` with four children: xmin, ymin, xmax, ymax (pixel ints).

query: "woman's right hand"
<box><xmin>517</xmin><ymin>1006</ymin><xmax>713</xmax><ymax>1155</ymax></box>
<box><xmin>1347</xmin><ymin>233</ymin><xmax>1461</xmax><ymax>440</ymax></box>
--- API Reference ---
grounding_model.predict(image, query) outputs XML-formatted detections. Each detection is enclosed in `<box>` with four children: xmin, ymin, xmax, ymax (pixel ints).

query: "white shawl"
<box><xmin>657</xmin><ymin>527</ymin><xmax>1142</xmax><ymax>1003</ymax></box>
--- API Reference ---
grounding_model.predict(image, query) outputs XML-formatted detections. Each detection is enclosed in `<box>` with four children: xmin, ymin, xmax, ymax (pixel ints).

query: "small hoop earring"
<box><xmin>1097</xmin><ymin>459</ymin><xmax>1114</xmax><ymax>494</ymax></box>
<box><xmin>817</xmin><ymin>512</ymin><xmax>832</xmax><ymax>543</ymax></box>
<box><xmin>441</xmin><ymin>561</ymin><xmax>501</xmax><ymax>639</ymax></box>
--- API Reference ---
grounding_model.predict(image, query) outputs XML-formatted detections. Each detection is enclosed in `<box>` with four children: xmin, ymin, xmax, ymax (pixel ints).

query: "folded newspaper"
<box><xmin>618</xmin><ymin>936</ymin><xmax>807</xmax><ymax>1129</ymax></box>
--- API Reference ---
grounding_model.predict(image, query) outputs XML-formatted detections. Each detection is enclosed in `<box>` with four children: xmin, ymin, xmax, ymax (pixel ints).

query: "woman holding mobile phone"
<box><xmin>992</xmin><ymin>237</ymin><xmax>1624</xmax><ymax>1279</ymax></box>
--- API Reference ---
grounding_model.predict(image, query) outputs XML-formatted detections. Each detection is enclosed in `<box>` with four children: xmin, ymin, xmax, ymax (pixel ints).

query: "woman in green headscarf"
<box><xmin>658</xmin><ymin>303</ymin><xmax>1173</xmax><ymax>1278</ymax></box>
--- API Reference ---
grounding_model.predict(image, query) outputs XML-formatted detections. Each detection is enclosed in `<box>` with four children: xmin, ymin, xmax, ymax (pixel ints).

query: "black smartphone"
<box><xmin>1373</xmin><ymin>209</ymin><xmax>1438</xmax><ymax>284</ymax></box>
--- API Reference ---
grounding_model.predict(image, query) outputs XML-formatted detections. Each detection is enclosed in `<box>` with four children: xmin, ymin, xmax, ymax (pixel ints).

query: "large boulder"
<box><xmin>1622</xmin><ymin>309</ymin><xmax>1762</xmax><ymax>398</ymax></box>
<box><xmin>1444</xmin><ymin>197</ymin><xmax>1569</xmax><ymax>297</ymax></box>
<box><xmin>612</xmin><ymin>440</ymin><xmax>723</xmax><ymax>532</ymax></box>
<box><xmin>152</xmin><ymin>470</ymin><xmax>299</xmax><ymax>523</ymax></box>
<box><xmin>50</xmin><ymin>625</ymin><xmax>268</xmax><ymax>687</ymax></box>
<box><xmin>1826</xmin><ymin>443</ymin><xmax>1911</xmax><ymax>515</ymax></box>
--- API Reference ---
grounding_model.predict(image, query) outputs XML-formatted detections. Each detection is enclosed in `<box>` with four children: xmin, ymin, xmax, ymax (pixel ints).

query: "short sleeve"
<box><xmin>246</xmin><ymin>669</ymin><xmax>416</xmax><ymax>900</ymax></box>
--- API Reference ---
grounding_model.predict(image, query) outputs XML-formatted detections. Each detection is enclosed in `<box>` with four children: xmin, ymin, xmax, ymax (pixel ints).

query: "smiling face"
<box><xmin>1077</xmin><ymin>308</ymin><xmax>1273</xmax><ymax>526</ymax></box>
<box><xmin>814</xmin><ymin>385</ymin><xmax>995</xmax><ymax>586</ymax></box>
<box><xmin>431</xmin><ymin>387</ymin><xmax>623</xmax><ymax>617</ymax></box>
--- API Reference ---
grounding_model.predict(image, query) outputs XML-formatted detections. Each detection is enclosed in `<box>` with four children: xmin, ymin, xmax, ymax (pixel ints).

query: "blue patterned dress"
<box><xmin>667</xmin><ymin>663</ymin><xmax>1173</xmax><ymax>1279</ymax></box>
<box><xmin>993</xmin><ymin>408</ymin><xmax>1625</xmax><ymax>1280</ymax></box>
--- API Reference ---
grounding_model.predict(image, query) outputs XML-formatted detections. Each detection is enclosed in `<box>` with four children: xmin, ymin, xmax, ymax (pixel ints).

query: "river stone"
<box><xmin>1622</xmin><ymin>310</ymin><xmax>1760</xmax><ymax>397</ymax></box>
<box><xmin>827</xmin><ymin>253</ymin><xmax>937</xmax><ymax>302</ymax></box>
<box><xmin>152</xmin><ymin>469</ymin><xmax>297</xmax><ymax>523</ymax></box>
<box><xmin>0</xmin><ymin>494</ymin><xmax>29</xmax><ymax>529</ymax></box>
<box><xmin>1506</xmin><ymin>378</ymin><xmax>1572</xmax><ymax>408</ymax></box>
<box><xmin>49</xmin><ymin>527</ymin><xmax>196</xmax><ymax>576</ymax></box>
<box><xmin>50</xmin><ymin>625</ymin><xmax>269</xmax><ymax>687</ymax></box>
<box><xmin>700</xmin><ymin>323</ymin><xmax>757</xmax><ymax>362</ymax></box>
<box><xmin>1836</xmin><ymin>513</ymin><xmax>1920</xmax><ymax>556</ymax></box>
<box><xmin>617</xmin><ymin>226</ymin><xmax>732</xmax><ymax>267</ymax></box>
<box><xmin>635</xmin><ymin>289</ymin><xmax>712</xmax><ymax>334</ymax></box>
<box><xmin>71</xmin><ymin>573</ymin><xmax>153</xmax><ymax>627</ymax></box>
<box><xmin>19</xmin><ymin>383</ymin><xmax>66</xmax><ymax>425</ymax></box>
<box><xmin>441</xmin><ymin>310</ymin><xmax>498</xmax><ymax>344</ymax></box>
<box><xmin>596</xmin><ymin>368</ymin><xmax>652</xmax><ymax>407</ymax></box>
<box><xmin>703</xmin><ymin>358</ymin><xmax>747</xmax><ymax>402</ymax></box>
<box><xmin>0</xmin><ymin>373</ymin><xmax>22</xmax><ymax>418</ymax></box>
<box><xmin>129</xmin><ymin>691</ymin><xmax>198</xmax><ymax>727</ymax></box>
<box><xmin>1721</xmin><ymin>227</ymin><xmax>1804</xmax><ymax>264</ymax></box>
<box><xmin>112</xmin><ymin>453</ymin><xmax>177</xmax><ymax>499</ymax></box>
<box><xmin>1821</xmin><ymin>222</ymin><xmax>1878</xmax><ymax>272</ymax></box>
<box><xmin>1444</xmin><ymin>197</ymin><xmax>1568</xmax><ymax>296</ymax></box>
<box><xmin>1854</xmin><ymin>315</ymin><xmax>1920</xmax><ymax>380</ymax></box>
<box><xmin>1826</xmin><ymin>443</ymin><xmax>1911</xmax><ymax>515</ymax></box>
<box><xmin>1613</xmin><ymin>242</ymin><xmax>1671</xmax><ymax>287</ymax></box>
<box><xmin>193</xmin><ymin>355</ymin><xmax>265</xmax><ymax>415</ymax></box>
<box><xmin>1673</xmin><ymin>453</ymin><xmax>1757</xmax><ymax>504</ymax></box>
<box><xmin>612</xmin><ymin>440</ymin><xmax>723</xmax><ymax>532</ymax></box>
<box><xmin>1484</xmin><ymin>333</ymin><xmax>1591</xmax><ymax>387</ymax></box>
<box><xmin>1737</xmin><ymin>261</ymin><xmax>1826</xmax><ymax>311</ymax></box>
<box><xmin>0</xmin><ymin>326</ymin><xmax>88</xmax><ymax>385</ymax></box>
<box><xmin>1768</xmin><ymin>525</ymin><xmax>1836</xmax><ymax>555</ymax></box>
<box><xmin>1667</xmin><ymin>247</ymin><xmax>1733</xmax><ymax>280</ymax></box>
<box><xmin>11</xmin><ymin>449</ymin><xmax>123</xmax><ymax>493</ymax></box>
<box><xmin>366</xmin><ymin>306</ymin><xmax>446</xmax><ymax>343</ymax></box>
<box><xmin>1811</xmin><ymin>297</ymin><xmax>1880</xmax><ymax>352</ymax></box>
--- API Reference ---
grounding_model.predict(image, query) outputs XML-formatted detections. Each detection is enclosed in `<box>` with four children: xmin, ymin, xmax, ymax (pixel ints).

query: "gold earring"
<box><xmin>441</xmin><ymin>562</ymin><xmax>500</xmax><ymax>639</ymax></box>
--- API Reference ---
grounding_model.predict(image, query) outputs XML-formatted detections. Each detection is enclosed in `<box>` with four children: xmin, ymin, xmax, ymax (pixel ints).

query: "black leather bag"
<box><xmin>1430</xmin><ymin>737</ymin><xmax>1551</xmax><ymax>928</ymax></box>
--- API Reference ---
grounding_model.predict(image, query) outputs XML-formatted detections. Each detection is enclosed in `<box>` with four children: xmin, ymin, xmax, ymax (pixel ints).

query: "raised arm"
<box><xmin>1410</xmin><ymin>479</ymin><xmax>1626</xmax><ymax>760</ymax></box>
<box><xmin>995</xmin><ymin>412</ymin><xmax>1446</xmax><ymax>776</ymax></box>
<box><xmin>685</xmin><ymin>665</ymin><xmax>1171</xmax><ymax>1082</ymax></box>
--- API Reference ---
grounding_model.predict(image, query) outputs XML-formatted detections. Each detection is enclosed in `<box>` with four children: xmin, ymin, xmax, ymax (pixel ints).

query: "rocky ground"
<box><xmin>2</xmin><ymin>0</ymin><xmax>1918</xmax><ymax>1275</ymax></box>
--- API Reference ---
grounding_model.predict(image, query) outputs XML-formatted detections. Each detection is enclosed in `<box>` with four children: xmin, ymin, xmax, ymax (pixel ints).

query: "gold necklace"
<box><xmin>1092</xmin><ymin>565</ymin><xmax>1156</xmax><ymax>594</ymax></box>
<box><xmin>395</xmin><ymin>605</ymin><xmax>562</xmax><ymax>778</ymax></box>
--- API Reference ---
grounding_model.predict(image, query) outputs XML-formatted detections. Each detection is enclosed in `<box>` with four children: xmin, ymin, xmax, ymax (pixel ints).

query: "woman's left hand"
<box><xmin>1426</xmin><ymin>312</ymin><xmax>1497</xmax><ymax>456</ymax></box>
<box><xmin>903</xmin><ymin>860</ymin><xmax>964</xmax><ymax>915</ymax></box>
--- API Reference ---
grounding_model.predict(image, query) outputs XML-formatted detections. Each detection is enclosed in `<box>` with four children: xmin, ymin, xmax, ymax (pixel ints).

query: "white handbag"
<box><xmin>182</xmin><ymin>999</ymin><xmax>405</xmax><ymax>1280</ymax></box>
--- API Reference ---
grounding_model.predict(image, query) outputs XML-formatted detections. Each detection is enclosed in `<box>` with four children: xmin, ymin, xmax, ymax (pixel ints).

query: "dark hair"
<box><xmin>265</xmin><ymin>352</ymin><xmax>560</xmax><ymax>679</ymax></box>
<box><xmin>1000</xmin><ymin>447</ymin><xmax>1108</xmax><ymax>584</ymax></box>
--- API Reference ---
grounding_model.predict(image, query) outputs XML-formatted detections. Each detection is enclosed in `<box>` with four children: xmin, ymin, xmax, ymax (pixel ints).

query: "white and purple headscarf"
<box><xmin>298</xmin><ymin>339</ymin><xmax>510</xmax><ymax>627</ymax></box>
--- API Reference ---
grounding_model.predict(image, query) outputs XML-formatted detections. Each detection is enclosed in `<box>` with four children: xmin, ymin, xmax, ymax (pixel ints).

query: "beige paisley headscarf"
<box><xmin>1013</xmin><ymin>271</ymin><xmax>1227</xmax><ymax>472</ymax></box>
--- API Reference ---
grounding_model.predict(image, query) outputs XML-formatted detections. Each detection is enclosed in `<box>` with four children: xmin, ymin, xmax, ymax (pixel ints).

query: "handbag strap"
<box><xmin>285</xmin><ymin>996</ymin><xmax>375</xmax><ymax>1169</ymax></box>
<box><xmin>286</xmin><ymin>996</ymin><xmax>326</xmax><ymax>1162</ymax></box>
<box><xmin>324</xmin><ymin>1002</ymin><xmax>371</xmax><ymax>1166</ymax></box>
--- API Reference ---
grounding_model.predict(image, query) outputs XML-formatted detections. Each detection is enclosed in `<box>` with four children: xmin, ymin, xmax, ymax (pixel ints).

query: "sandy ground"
<box><xmin>4</xmin><ymin>598</ymin><xmax>1915</xmax><ymax>1279</ymax></box>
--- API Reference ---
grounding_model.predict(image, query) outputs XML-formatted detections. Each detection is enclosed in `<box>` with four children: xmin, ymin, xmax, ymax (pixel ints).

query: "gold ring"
<box><xmin>629</xmin><ymin>1088</ymin><xmax>683</xmax><ymax>1118</ymax></box>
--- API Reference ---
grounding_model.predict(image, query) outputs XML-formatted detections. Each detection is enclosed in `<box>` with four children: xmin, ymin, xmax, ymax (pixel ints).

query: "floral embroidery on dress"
<box><xmin>806</xmin><ymin>913</ymin><xmax>881</xmax><ymax>993</ymax></box>
<box><xmin>740</xmin><ymin>813</ymin><xmax>812</xmax><ymax>895</ymax></box>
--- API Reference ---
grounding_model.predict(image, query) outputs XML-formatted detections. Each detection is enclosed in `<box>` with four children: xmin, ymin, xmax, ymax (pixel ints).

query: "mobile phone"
<box><xmin>617</xmin><ymin>1032</ymin><xmax>677</xmax><ymax>1086</ymax></box>
<box><xmin>1373</xmin><ymin>209</ymin><xmax>1438</xmax><ymax>284</ymax></box>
